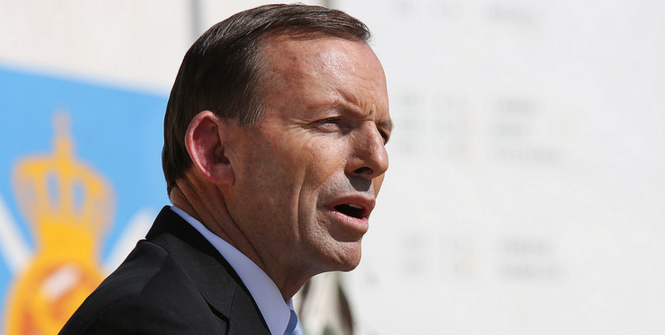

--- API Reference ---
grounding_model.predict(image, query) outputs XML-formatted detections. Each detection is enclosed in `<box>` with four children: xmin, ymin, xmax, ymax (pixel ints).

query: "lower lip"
<box><xmin>325</xmin><ymin>207</ymin><xmax>369</xmax><ymax>233</ymax></box>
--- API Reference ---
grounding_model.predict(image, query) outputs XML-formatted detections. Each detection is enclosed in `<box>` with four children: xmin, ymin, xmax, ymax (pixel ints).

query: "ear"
<box><xmin>185</xmin><ymin>111</ymin><xmax>234</xmax><ymax>185</ymax></box>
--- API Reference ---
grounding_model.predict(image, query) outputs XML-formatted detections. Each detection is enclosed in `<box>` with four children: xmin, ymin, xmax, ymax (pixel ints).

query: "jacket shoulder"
<box><xmin>59</xmin><ymin>240</ymin><xmax>228</xmax><ymax>334</ymax></box>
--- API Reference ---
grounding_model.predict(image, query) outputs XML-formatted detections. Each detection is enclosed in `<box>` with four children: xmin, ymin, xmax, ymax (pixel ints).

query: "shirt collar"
<box><xmin>170</xmin><ymin>206</ymin><xmax>290</xmax><ymax>335</ymax></box>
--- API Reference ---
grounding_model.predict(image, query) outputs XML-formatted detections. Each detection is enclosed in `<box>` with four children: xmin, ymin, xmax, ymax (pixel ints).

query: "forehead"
<box><xmin>261</xmin><ymin>34</ymin><xmax>383</xmax><ymax>78</ymax></box>
<box><xmin>258</xmin><ymin>35</ymin><xmax>389</xmax><ymax>117</ymax></box>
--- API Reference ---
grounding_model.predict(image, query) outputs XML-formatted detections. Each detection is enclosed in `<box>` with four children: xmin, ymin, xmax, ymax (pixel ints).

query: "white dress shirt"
<box><xmin>170</xmin><ymin>206</ymin><xmax>291</xmax><ymax>335</ymax></box>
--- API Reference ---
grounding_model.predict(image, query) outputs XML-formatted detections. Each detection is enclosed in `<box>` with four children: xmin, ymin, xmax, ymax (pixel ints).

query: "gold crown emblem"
<box><xmin>5</xmin><ymin>112</ymin><xmax>115</xmax><ymax>335</ymax></box>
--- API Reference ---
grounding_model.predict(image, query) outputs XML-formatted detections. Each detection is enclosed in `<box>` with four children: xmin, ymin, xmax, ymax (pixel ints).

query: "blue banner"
<box><xmin>0</xmin><ymin>66</ymin><xmax>169</xmax><ymax>334</ymax></box>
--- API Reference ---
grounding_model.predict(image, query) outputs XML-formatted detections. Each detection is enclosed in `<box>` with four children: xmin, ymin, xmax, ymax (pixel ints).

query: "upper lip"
<box><xmin>327</xmin><ymin>195</ymin><xmax>376</xmax><ymax>219</ymax></box>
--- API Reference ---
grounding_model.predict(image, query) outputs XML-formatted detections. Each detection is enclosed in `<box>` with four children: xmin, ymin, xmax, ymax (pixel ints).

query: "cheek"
<box><xmin>302</xmin><ymin>139</ymin><xmax>340</xmax><ymax>173</ymax></box>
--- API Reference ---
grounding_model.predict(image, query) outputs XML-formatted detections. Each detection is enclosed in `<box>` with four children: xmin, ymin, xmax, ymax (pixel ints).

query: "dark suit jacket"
<box><xmin>59</xmin><ymin>206</ymin><xmax>271</xmax><ymax>335</ymax></box>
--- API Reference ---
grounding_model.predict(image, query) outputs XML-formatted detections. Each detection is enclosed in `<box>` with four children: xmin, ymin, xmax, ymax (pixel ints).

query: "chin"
<box><xmin>337</xmin><ymin>259</ymin><xmax>361</xmax><ymax>272</ymax></box>
<box><xmin>323</xmin><ymin>241</ymin><xmax>363</xmax><ymax>272</ymax></box>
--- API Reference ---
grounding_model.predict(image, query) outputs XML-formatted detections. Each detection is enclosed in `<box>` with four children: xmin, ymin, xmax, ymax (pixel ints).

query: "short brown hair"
<box><xmin>162</xmin><ymin>3</ymin><xmax>371</xmax><ymax>195</ymax></box>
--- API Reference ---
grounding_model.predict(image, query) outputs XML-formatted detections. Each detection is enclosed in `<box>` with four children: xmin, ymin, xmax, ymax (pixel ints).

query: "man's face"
<box><xmin>226</xmin><ymin>36</ymin><xmax>391</xmax><ymax>277</ymax></box>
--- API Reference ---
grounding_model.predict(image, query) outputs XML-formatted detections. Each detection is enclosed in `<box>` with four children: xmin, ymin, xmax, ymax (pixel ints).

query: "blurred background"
<box><xmin>1</xmin><ymin>0</ymin><xmax>664</xmax><ymax>334</ymax></box>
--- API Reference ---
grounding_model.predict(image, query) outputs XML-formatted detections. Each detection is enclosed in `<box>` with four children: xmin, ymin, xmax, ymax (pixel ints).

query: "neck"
<box><xmin>169</xmin><ymin>175</ymin><xmax>312</xmax><ymax>300</ymax></box>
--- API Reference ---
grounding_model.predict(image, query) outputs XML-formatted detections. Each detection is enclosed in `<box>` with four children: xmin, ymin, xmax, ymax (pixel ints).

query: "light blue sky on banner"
<box><xmin>0</xmin><ymin>66</ymin><xmax>170</xmax><ymax>323</ymax></box>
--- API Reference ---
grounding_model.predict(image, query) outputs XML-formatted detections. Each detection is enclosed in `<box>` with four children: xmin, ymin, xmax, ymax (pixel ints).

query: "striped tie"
<box><xmin>284</xmin><ymin>307</ymin><xmax>303</xmax><ymax>335</ymax></box>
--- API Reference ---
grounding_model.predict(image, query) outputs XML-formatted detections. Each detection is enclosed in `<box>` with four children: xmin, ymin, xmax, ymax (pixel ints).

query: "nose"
<box><xmin>347</xmin><ymin>124</ymin><xmax>389</xmax><ymax>181</ymax></box>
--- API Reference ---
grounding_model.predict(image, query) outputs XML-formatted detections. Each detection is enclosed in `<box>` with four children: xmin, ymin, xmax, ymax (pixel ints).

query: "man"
<box><xmin>60</xmin><ymin>3</ymin><xmax>391</xmax><ymax>334</ymax></box>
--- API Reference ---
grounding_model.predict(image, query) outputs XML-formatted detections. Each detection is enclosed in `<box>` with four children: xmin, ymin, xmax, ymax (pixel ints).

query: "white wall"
<box><xmin>0</xmin><ymin>0</ymin><xmax>324</xmax><ymax>93</ymax></box>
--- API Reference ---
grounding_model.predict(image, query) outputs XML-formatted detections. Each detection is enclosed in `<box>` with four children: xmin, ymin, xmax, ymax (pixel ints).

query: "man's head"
<box><xmin>163</xmin><ymin>4</ymin><xmax>372</xmax><ymax>194</ymax></box>
<box><xmin>164</xmin><ymin>4</ymin><xmax>392</xmax><ymax>298</ymax></box>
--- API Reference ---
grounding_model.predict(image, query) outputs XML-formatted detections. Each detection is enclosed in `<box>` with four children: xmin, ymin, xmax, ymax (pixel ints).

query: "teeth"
<box><xmin>334</xmin><ymin>204</ymin><xmax>365</xmax><ymax>219</ymax></box>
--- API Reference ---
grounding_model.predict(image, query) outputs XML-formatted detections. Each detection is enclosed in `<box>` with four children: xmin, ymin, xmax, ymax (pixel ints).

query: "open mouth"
<box><xmin>334</xmin><ymin>204</ymin><xmax>365</xmax><ymax>219</ymax></box>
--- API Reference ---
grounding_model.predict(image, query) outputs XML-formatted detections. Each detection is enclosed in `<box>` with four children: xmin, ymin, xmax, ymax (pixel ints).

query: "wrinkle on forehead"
<box><xmin>262</xmin><ymin>36</ymin><xmax>387</xmax><ymax>104</ymax></box>
<box><xmin>262</xmin><ymin>35</ymin><xmax>383</xmax><ymax>81</ymax></box>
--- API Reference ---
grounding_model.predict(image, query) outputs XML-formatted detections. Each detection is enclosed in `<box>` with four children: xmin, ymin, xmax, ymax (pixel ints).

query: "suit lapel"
<box><xmin>146</xmin><ymin>207</ymin><xmax>271</xmax><ymax>335</ymax></box>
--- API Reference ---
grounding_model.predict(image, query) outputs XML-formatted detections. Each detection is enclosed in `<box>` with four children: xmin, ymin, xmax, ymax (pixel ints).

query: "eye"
<box><xmin>311</xmin><ymin>117</ymin><xmax>342</xmax><ymax>134</ymax></box>
<box><xmin>318</xmin><ymin>117</ymin><xmax>339</xmax><ymax>124</ymax></box>
<box><xmin>377</xmin><ymin>126</ymin><xmax>392</xmax><ymax>144</ymax></box>
<box><xmin>314</xmin><ymin>117</ymin><xmax>343</xmax><ymax>129</ymax></box>
<box><xmin>379</xmin><ymin>130</ymin><xmax>389</xmax><ymax>144</ymax></box>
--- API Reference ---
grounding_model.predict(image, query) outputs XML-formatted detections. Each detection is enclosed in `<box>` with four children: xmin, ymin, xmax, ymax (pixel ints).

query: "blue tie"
<box><xmin>284</xmin><ymin>306</ymin><xmax>303</xmax><ymax>335</ymax></box>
